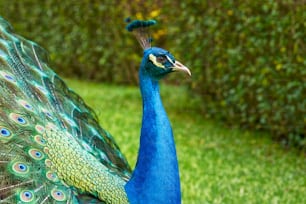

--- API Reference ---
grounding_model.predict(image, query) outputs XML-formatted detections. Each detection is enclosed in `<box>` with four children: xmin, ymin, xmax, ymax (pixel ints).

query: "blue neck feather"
<box><xmin>125</xmin><ymin>51</ymin><xmax>181</xmax><ymax>203</ymax></box>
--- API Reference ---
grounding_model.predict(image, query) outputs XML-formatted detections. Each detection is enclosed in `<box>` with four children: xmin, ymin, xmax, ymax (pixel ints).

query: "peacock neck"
<box><xmin>125</xmin><ymin>61</ymin><xmax>181</xmax><ymax>203</ymax></box>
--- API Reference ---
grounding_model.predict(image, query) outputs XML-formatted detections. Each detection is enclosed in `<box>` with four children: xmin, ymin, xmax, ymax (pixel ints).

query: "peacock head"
<box><xmin>126</xmin><ymin>19</ymin><xmax>190</xmax><ymax>80</ymax></box>
<box><xmin>141</xmin><ymin>47</ymin><xmax>190</xmax><ymax>80</ymax></box>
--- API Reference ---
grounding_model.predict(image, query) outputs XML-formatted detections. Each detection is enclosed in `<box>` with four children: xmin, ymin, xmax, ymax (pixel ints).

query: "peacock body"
<box><xmin>0</xmin><ymin>16</ymin><xmax>190</xmax><ymax>204</ymax></box>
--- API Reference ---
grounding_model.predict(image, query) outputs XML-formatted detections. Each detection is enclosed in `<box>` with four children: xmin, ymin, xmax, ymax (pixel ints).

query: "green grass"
<box><xmin>65</xmin><ymin>78</ymin><xmax>305</xmax><ymax>204</ymax></box>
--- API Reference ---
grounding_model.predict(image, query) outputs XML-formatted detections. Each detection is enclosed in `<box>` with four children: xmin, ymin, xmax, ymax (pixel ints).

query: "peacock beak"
<box><xmin>171</xmin><ymin>60</ymin><xmax>191</xmax><ymax>76</ymax></box>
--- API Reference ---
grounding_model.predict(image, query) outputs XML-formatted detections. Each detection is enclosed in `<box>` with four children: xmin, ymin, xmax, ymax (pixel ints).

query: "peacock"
<box><xmin>0</xmin><ymin>16</ymin><xmax>190</xmax><ymax>204</ymax></box>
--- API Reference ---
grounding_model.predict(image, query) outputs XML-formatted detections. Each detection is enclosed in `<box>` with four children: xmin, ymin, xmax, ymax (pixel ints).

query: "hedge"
<box><xmin>169</xmin><ymin>0</ymin><xmax>305</xmax><ymax>148</ymax></box>
<box><xmin>0</xmin><ymin>0</ymin><xmax>304</xmax><ymax>148</ymax></box>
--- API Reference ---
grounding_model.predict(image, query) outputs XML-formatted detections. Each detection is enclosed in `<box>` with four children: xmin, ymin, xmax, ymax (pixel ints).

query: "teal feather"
<box><xmin>125</xmin><ymin>19</ymin><xmax>156</xmax><ymax>32</ymax></box>
<box><xmin>0</xmin><ymin>16</ymin><xmax>131</xmax><ymax>203</ymax></box>
<box><xmin>0</xmin><ymin>16</ymin><xmax>190</xmax><ymax>203</ymax></box>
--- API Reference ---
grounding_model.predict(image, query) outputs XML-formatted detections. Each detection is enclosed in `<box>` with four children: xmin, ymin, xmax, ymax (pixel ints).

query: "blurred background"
<box><xmin>0</xmin><ymin>0</ymin><xmax>304</xmax><ymax>149</ymax></box>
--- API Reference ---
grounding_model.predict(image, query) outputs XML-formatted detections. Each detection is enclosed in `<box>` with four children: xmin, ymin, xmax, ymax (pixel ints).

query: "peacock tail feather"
<box><xmin>0</xmin><ymin>16</ymin><xmax>131</xmax><ymax>203</ymax></box>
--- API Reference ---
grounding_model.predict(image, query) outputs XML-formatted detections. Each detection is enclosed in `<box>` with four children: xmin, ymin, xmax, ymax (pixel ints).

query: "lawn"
<box><xmin>66</xmin><ymin>78</ymin><xmax>305</xmax><ymax>204</ymax></box>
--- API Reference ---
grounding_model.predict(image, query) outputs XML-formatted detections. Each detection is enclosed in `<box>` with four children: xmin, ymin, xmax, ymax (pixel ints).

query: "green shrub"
<box><xmin>168</xmin><ymin>0</ymin><xmax>305</xmax><ymax>148</ymax></box>
<box><xmin>0</xmin><ymin>1</ymin><xmax>140</xmax><ymax>83</ymax></box>
<box><xmin>0</xmin><ymin>0</ymin><xmax>304</xmax><ymax>148</ymax></box>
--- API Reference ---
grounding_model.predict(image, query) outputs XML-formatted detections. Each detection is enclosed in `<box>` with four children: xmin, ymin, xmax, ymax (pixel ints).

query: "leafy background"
<box><xmin>0</xmin><ymin>0</ymin><xmax>305</xmax><ymax>148</ymax></box>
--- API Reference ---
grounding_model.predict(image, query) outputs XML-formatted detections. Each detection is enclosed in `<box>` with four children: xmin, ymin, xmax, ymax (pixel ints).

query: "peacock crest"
<box><xmin>125</xmin><ymin>18</ymin><xmax>156</xmax><ymax>49</ymax></box>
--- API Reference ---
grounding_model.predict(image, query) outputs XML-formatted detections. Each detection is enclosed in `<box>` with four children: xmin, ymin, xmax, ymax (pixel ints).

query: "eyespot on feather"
<box><xmin>0</xmin><ymin>71</ymin><xmax>16</xmax><ymax>83</ymax></box>
<box><xmin>9</xmin><ymin>113</ymin><xmax>28</xmax><ymax>126</ymax></box>
<box><xmin>46</xmin><ymin>171</ymin><xmax>59</xmax><ymax>182</ymax></box>
<box><xmin>18</xmin><ymin>99</ymin><xmax>34</xmax><ymax>112</ymax></box>
<box><xmin>35</xmin><ymin>125</ymin><xmax>45</xmax><ymax>133</ymax></box>
<box><xmin>9</xmin><ymin>161</ymin><xmax>30</xmax><ymax>176</ymax></box>
<box><xmin>51</xmin><ymin>189</ymin><xmax>67</xmax><ymax>201</ymax></box>
<box><xmin>0</xmin><ymin>127</ymin><xmax>10</xmax><ymax>136</ymax></box>
<box><xmin>43</xmin><ymin>110</ymin><xmax>53</xmax><ymax>119</ymax></box>
<box><xmin>28</xmin><ymin>148</ymin><xmax>44</xmax><ymax>160</ymax></box>
<box><xmin>0</xmin><ymin>126</ymin><xmax>13</xmax><ymax>142</ymax></box>
<box><xmin>33</xmin><ymin>135</ymin><xmax>46</xmax><ymax>146</ymax></box>
<box><xmin>19</xmin><ymin>190</ymin><xmax>35</xmax><ymax>202</ymax></box>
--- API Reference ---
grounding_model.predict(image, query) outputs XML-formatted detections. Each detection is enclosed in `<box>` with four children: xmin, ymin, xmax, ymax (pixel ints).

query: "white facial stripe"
<box><xmin>149</xmin><ymin>54</ymin><xmax>165</xmax><ymax>68</ymax></box>
<box><xmin>166</xmin><ymin>55</ymin><xmax>175</xmax><ymax>65</ymax></box>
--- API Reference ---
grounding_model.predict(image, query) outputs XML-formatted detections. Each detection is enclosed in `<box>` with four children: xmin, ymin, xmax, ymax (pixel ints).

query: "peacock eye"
<box><xmin>156</xmin><ymin>56</ymin><xmax>167</xmax><ymax>64</ymax></box>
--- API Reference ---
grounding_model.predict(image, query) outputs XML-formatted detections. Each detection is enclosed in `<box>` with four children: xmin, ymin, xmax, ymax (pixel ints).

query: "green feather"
<box><xmin>0</xmin><ymin>16</ymin><xmax>131</xmax><ymax>203</ymax></box>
